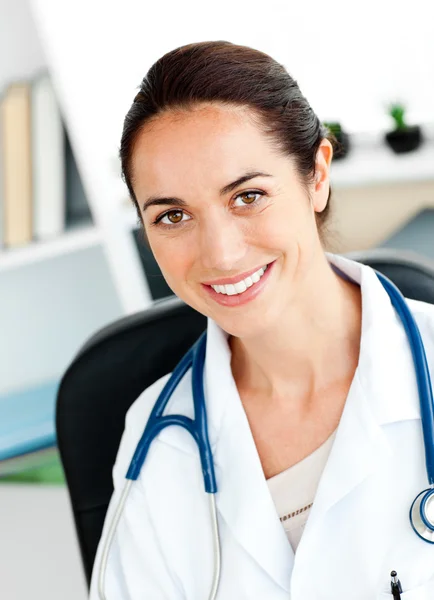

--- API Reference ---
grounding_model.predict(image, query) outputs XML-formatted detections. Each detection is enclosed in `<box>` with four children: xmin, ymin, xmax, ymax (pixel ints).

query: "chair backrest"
<box><xmin>344</xmin><ymin>248</ymin><xmax>434</xmax><ymax>303</ymax></box>
<box><xmin>56</xmin><ymin>296</ymin><xmax>207</xmax><ymax>585</ymax></box>
<box><xmin>56</xmin><ymin>248</ymin><xmax>434</xmax><ymax>586</ymax></box>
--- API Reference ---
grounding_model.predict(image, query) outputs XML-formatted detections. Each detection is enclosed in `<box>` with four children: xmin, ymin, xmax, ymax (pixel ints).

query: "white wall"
<box><xmin>26</xmin><ymin>0</ymin><xmax>434</xmax><ymax>252</ymax></box>
<box><xmin>0</xmin><ymin>0</ymin><xmax>46</xmax><ymax>93</ymax></box>
<box><xmin>29</xmin><ymin>0</ymin><xmax>434</xmax><ymax>206</ymax></box>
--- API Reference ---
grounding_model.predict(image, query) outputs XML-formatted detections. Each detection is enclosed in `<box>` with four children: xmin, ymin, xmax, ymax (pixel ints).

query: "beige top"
<box><xmin>266</xmin><ymin>430</ymin><xmax>337</xmax><ymax>552</ymax></box>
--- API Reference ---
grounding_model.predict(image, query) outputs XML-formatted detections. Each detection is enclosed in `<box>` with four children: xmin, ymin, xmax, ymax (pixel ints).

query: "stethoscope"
<box><xmin>97</xmin><ymin>270</ymin><xmax>434</xmax><ymax>600</ymax></box>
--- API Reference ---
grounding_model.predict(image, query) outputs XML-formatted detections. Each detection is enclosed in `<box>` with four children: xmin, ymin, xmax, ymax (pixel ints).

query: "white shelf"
<box><xmin>0</xmin><ymin>223</ymin><xmax>102</xmax><ymax>273</ymax></box>
<box><xmin>331</xmin><ymin>130</ymin><xmax>434</xmax><ymax>189</ymax></box>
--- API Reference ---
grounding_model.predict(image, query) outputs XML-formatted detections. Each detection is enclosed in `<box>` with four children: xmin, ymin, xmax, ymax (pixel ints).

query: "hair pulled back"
<box><xmin>119</xmin><ymin>40</ymin><xmax>337</xmax><ymax>245</ymax></box>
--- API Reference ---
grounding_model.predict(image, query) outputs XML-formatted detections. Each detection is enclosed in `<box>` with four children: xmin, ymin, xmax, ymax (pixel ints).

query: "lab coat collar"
<box><xmin>292</xmin><ymin>252</ymin><xmax>422</xmax><ymax>580</ymax></box>
<box><xmin>326</xmin><ymin>252</ymin><xmax>421</xmax><ymax>426</ymax></box>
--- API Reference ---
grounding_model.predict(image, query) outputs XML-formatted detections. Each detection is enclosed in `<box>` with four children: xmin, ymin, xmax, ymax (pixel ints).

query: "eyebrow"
<box><xmin>141</xmin><ymin>170</ymin><xmax>273</xmax><ymax>212</ymax></box>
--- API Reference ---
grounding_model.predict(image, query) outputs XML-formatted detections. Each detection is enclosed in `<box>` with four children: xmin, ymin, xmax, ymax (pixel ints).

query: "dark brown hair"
<box><xmin>119</xmin><ymin>40</ymin><xmax>338</xmax><ymax>246</ymax></box>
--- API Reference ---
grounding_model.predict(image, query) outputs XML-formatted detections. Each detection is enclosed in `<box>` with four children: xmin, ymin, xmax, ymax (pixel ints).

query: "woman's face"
<box><xmin>131</xmin><ymin>103</ymin><xmax>332</xmax><ymax>338</ymax></box>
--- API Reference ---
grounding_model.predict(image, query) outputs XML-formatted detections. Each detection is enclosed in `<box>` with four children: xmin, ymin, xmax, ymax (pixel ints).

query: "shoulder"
<box><xmin>125</xmin><ymin>374</ymin><xmax>171</xmax><ymax>438</ymax></box>
<box><xmin>406</xmin><ymin>297</ymin><xmax>434</xmax><ymax>361</ymax></box>
<box><xmin>406</xmin><ymin>297</ymin><xmax>434</xmax><ymax>334</ymax></box>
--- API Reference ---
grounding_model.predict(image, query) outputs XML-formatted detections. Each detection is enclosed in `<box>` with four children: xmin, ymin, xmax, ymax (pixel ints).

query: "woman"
<box><xmin>90</xmin><ymin>41</ymin><xmax>434</xmax><ymax>599</ymax></box>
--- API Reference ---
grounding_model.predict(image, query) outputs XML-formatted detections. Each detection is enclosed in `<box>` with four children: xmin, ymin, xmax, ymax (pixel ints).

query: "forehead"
<box><xmin>130</xmin><ymin>104</ymin><xmax>289</xmax><ymax>197</ymax></box>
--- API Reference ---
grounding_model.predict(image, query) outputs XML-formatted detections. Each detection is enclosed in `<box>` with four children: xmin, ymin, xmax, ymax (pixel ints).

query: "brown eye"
<box><xmin>233</xmin><ymin>191</ymin><xmax>263</xmax><ymax>208</ymax></box>
<box><xmin>240</xmin><ymin>192</ymin><xmax>257</xmax><ymax>204</ymax></box>
<box><xmin>157</xmin><ymin>209</ymin><xmax>191</xmax><ymax>226</ymax></box>
<box><xmin>167</xmin><ymin>210</ymin><xmax>183</xmax><ymax>223</ymax></box>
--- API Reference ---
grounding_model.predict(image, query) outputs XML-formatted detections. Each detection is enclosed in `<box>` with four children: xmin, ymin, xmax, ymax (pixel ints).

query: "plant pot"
<box><xmin>332</xmin><ymin>131</ymin><xmax>350</xmax><ymax>160</ymax></box>
<box><xmin>384</xmin><ymin>125</ymin><xmax>423</xmax><ymax>154</ymax></box>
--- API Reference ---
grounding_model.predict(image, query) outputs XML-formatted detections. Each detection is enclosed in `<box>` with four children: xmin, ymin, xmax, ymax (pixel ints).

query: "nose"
<box><xmin>199</xmin><ymin>211</ymin><xmax>247</xmax><ymax>272</ymax></box>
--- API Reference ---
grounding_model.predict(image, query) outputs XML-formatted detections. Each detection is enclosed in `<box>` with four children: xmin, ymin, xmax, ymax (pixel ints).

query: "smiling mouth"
<box><xmin>209</xmin><ymin>264</ymin><xmax>269</xmax><ymax>296</ymax></box>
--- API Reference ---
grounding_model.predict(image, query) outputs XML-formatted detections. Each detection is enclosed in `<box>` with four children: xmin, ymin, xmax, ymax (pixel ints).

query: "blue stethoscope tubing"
<box><xmin>126</xmin><ymin>329</ymin><xmax>217</xmax><ymax>492</ymax></box>
<box><xmin>97</xmin><ymin>328</ymin><xmax>220</xmax><ymax>600</ymax></box>
<box><xmin>97</xmin><ymin>270</ymin><xmax>434</xmax><ymax>600</ymax></box>
<box><xmin>377</xmin><ymin>273</ymin><xmax>434</xmax><ymax>544</ymax></box>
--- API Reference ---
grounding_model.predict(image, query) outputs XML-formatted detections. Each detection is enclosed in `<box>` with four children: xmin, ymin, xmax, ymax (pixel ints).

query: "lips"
<box><xmin>202</xmin><ymin>263</ymin><xmax>271</xmax><ymax>287</ymax></box>
<box><xmin>210</xmin><ymin>265</ymin><xmax>267</xmax><ymax>295</ymax></box>
<box><xmin>202</xmin><ymin>259</ymin><xmax>275</xmax><ymax>307</ymax></box>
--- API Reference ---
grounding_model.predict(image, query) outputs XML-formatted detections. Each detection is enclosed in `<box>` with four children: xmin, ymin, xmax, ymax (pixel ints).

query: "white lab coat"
<box><xmin>89</xmin><ymin>253</ymin><xmax>434</xmax><ymax>600</ymax></box>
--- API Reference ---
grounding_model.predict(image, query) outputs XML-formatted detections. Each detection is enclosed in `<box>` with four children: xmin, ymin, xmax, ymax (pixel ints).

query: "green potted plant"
<box><xmin>323</xmin><ymin>121</ymin><xmax>350</xmax><ymax>160</ymax></box>
<box><xmin>384</xmin><ymin>102</ymin><xmax>423</xmax><ymax>153</ymax></box>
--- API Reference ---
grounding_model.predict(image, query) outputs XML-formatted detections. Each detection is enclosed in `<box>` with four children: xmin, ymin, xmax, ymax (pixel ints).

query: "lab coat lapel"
<box><xmin>301</xmin><ymin>369</ymin><xmax>392</xmax><ymax>528</ymax></box>
<box><xmin>298</xmin><ymin>254</ymin><xmax>421</xmax><ymax>544</ymax></box>
<box><xmin>204</xmin><ymin>319</ymin><xmax>294</xmax><ymax>593</ymax></box>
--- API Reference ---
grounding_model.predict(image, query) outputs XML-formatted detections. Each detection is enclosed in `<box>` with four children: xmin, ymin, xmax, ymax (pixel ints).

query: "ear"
<box><xmin>312</xmin><ymin>138</ymin><xmax>333</xmax><ymax>213</ymax></box>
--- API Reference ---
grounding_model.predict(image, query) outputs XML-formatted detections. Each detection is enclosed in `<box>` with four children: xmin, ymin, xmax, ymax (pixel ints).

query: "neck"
<box><xmin>229</xmin><ymin>254</ymin><xmax>362</xmax><ymax>409</ymax></box>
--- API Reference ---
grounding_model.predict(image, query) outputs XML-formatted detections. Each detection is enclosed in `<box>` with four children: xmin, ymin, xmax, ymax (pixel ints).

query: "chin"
<box><xmin>212</xmin><ymin>310</ymin><xmax>275</xmax><ymax>340</ymax></box>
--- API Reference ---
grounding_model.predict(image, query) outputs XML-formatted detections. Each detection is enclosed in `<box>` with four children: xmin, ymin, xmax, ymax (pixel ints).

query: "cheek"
<box><xmin>146</xmin><ymin>234</ymin><xmax>194</xmax><ymax>291</ymax></box>
<box><xmin>256</xmin><ymin>208</ymin><xmax>298</xmax><ymax>249</ymax></box>
<box><xmin>259</xmin><ymin>196</ymin><xmax>314</xmax><ymax>248</ymax></box>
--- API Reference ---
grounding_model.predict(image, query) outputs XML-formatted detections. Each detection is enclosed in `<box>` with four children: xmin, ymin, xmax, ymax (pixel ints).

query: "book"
<box><xmin>0</xmin><ymin>81</ymin><xmax>33</xmax><ymax>248</ymax></box>
<box><xmin>31</xmin><ymin>71</ymin><xmax>65</xmax><ymax>240</ymax></box>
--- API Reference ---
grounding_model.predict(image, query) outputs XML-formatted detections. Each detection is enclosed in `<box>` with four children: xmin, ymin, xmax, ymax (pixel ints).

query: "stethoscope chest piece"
<box><xmin>410</xmin><ymin>488</ymin><xmax>434</xmax><ymax>543</ymax></box>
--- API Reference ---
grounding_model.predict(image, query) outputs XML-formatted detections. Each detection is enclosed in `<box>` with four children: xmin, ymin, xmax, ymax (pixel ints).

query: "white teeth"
<box><xmin>234</xmin><ymin>280</ymin><xmax>247</xmax><ymax>294</ymax></box>
<box><xmin>225</xmin><ymin>284</ymin><xmax>236</xmax><ymax>296</ymax></box>
<box><xmin>251</xmin><ymin>271</ymin><xmax>260</xmax><ymax>283</ymax></box>
<box><xmin>210</xmin><ymin>265</ymin><xmax>268</xmax><ymax>296</ymax></box>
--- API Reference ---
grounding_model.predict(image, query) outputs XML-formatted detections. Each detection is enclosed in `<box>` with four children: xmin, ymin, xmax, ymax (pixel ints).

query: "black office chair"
<box><xmin>56</xmin><ymin>248</ymin><xmax>434</xmax><ymax>587</ymax></box>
